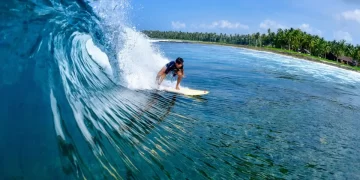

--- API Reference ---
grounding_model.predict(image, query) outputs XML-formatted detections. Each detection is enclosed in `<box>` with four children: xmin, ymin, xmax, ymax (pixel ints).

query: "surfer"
<box><xmin>156</xmin><ymin>57</ymin><xmax>184</xmax><ymax>90</ymax></box>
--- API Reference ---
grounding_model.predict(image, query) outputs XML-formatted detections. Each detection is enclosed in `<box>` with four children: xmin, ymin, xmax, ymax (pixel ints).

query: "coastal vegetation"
<box><xmin>143</xmin><ymin>29</ymin><xmax>360</xmax><ymax>71</ymax></box>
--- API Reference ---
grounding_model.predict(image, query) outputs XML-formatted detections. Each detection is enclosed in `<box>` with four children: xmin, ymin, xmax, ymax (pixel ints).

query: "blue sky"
<box><xmin>131</xmin><ymin>0</ymin><xmax>360</xmax><ymax>45</ymax></box>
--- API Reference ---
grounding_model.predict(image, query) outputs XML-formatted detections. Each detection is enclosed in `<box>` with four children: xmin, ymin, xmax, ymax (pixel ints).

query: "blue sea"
<box><xmin>1</xmin><ymin>0</ymin><xmax>360</xmax><ymax>179</ymax></box>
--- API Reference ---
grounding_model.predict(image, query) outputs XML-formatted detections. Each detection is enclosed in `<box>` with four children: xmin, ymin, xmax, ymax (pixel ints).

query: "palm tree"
<box><xmin>284</xmin><ymin>29</ymin><xmax>290</xmax><ymax>50</ymax></box>
<box><xmin>254</xmin><ymin>32</ymin><xmax>260</xmax><ymax>47</ymax></box>
<box><xmin>355</xmin><ymin>46</ymin><xmax>360</xmax><ymax>60</ymax></box>
<box><xmin>292</xmin><ymin>29</ymin><xmax>302</xmax><ymax>51</ymax></box>
<box><xmin>324</xmin><ymin>42</ymin><xmax>331</xmax><ymax>58</ymax></box>
<box><xmin>260</xmin><ymin>33</ymin><xmax>266</xmax><ymax>47</ymax></box>
<box><xmin>338</xmin><ymin>40</ymin><xmax>346</xmax><ymax>57</ymax></box>
<box><xmin>345</xmin><ymin>44</ymin><xmax>355</xmax><ymax>58</ymax></box>
<box><xmin>309</xmin><ymin>38</ymin><xmax>316</xmax><ymax>55</ymax></box>
<box><xmin>285</xmin><ymin>28</ymin><xmax>295</xmax><ymax>50</ymax></box>
<box><xmin>319</xmin><ymin>38</ymin><xmax>328</xmax><ymax>58</ymax></box>
<box><xmin>276</xmin><ymin>28</ymin><xmax>285</xmax><ymax>49</ymax></box>
<box><xmin>269</xmin><ymin>32</ymin><xmax>275</xmax><ymax>47</ymax></box>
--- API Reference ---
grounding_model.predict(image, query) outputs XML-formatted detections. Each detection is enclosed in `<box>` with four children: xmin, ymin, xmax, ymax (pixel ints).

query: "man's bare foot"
<box><xmin>176</xmin><ymin>86</ymin><xmax>180</xmax><ymax>90</ymax></box>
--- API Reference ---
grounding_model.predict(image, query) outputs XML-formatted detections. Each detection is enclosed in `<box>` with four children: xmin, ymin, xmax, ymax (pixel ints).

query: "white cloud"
<box><xmin>299</xmin><ymin>23</ymin><xmax>310</xmax><ymax>30</ymax></box>
<box><xmin>171</xmin><ymin>21</ymin><xmax>186</xmax><ymax>29</ymax></box>
<box><xmin>341</xmin><ymin>9</ymin><xmax>360</xmax><ymax>23</ymax></box>
<box><xmin>259</xmin><ymin>20</ymin><xmax>287</xmax><ymax>30</ymax></box>
<box><xmin>198</xmin><ymin>20</ymin><xmax>249</xmax><ymax>29</ymax></box>
<box><xmin>299</xmin><ymin>23</ymin><xmax>322</xmax><ymax>35</ymax></box>
<box><xmin>334</xmin><ymin>31</ymin><xmax>353</xmax><ymax>42</ymax></box>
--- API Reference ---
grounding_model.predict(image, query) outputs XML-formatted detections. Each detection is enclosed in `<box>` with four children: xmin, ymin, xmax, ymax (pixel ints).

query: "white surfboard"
<box><xmin>160</xmin><ymin>86</ymin><xmax>209</xmax><ymax>96</ymax></box>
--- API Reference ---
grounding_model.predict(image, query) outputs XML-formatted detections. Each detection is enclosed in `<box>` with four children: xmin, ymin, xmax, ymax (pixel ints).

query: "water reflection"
<box><xmin>52</xmin><ymin>88</ymin><xmax>182</xmax><ymax>179</ymax></box>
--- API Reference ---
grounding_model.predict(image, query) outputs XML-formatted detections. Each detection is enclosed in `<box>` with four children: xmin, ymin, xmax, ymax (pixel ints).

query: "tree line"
<box><xmin>143</xmin><ymin>29</ymin><xmax>360</xmax><ymax>62</ymax></box>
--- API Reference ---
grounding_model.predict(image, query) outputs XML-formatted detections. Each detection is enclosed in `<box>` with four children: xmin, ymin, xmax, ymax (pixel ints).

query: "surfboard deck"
<box><xmin>159</xmin><ymin>86</ymin><xmax>209</xmax><ymax>96</ymax></box>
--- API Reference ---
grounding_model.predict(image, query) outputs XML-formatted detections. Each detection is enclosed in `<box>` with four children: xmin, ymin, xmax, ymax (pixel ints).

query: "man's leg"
<box><xmin>175</xmin><ymin>71</ymin><xmax>183</xmax><ymax>90</ymax></box>
<box><xmin>157</xmin><ymin>73</ymin><xmax>166</xmax><ymax>85</ymax></box>
<box><xmin>156</xmin><ymin>67</ymin><xmax>167</xmax><ymax>85</ymax></box>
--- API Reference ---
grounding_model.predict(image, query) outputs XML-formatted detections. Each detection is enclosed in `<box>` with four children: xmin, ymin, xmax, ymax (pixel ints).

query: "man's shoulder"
<box><xmin>167</xmin><ymin>61</ymin><xmax>175</xmax><ymax>66</ymax></box>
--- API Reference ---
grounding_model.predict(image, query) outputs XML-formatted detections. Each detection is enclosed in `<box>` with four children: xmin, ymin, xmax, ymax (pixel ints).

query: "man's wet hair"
<box><xmin>176</xmin><ymin>57</ymin><xmax>184</xmax><ymax>64</ymax></box>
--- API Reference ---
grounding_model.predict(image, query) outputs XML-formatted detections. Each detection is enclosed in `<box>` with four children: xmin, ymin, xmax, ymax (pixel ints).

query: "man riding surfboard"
<box><xmin>156</xmin><ymin>57</ymin><xmax>184</xmax><ymax>90</ymax></box>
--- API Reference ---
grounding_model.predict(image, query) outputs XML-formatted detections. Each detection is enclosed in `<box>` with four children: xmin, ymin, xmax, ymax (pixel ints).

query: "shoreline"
<box><xmin>153</xmin><ymin>39</ymin><xmax>360</xmax><ymax>74</ymax></box>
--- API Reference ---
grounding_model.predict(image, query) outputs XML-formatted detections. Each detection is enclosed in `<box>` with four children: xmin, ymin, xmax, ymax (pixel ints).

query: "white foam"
<box><xmin>50</xmin><ymin>89</ymin><xmax>65</xmax><ymax>140</ymax></box>
<box><xmin>87</xmin><ymin>0</ymin><xmax>175</xmax><ymax>90</ymax></box>
<box><xmin>85</xmin><ymin>39</ymin><xmax>113</xmax><ymax>76</ymax></box>
<box><xmin>158</xmin><ymin>80</ymin><xmax>187</xmax><ymax>90</ymax></box>
<box><xmin>117</xmin><ymin>27</ymin><xmax>169</xmax><ymax>90</ymax></box>
<box><xmin>84</xmin><ymin>31</ymin><xmax>172</xmax><ymax>90</ymax></box>
<box><xmin>149</xmin><ymin>39</ymin><xmax>186</xmax><ymax>43</ymax></box>
<box><xmin>84</xmin><ymin>28</ymin><xmax>173</xmax><ymax>90</ymax></box>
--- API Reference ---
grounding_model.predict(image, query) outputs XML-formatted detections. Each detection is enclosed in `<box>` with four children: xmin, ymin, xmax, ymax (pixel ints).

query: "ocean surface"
<box><xmin>1</xmin><ymin>0</ymin><xmax>360</xmax><ymax>179</ymax></box>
